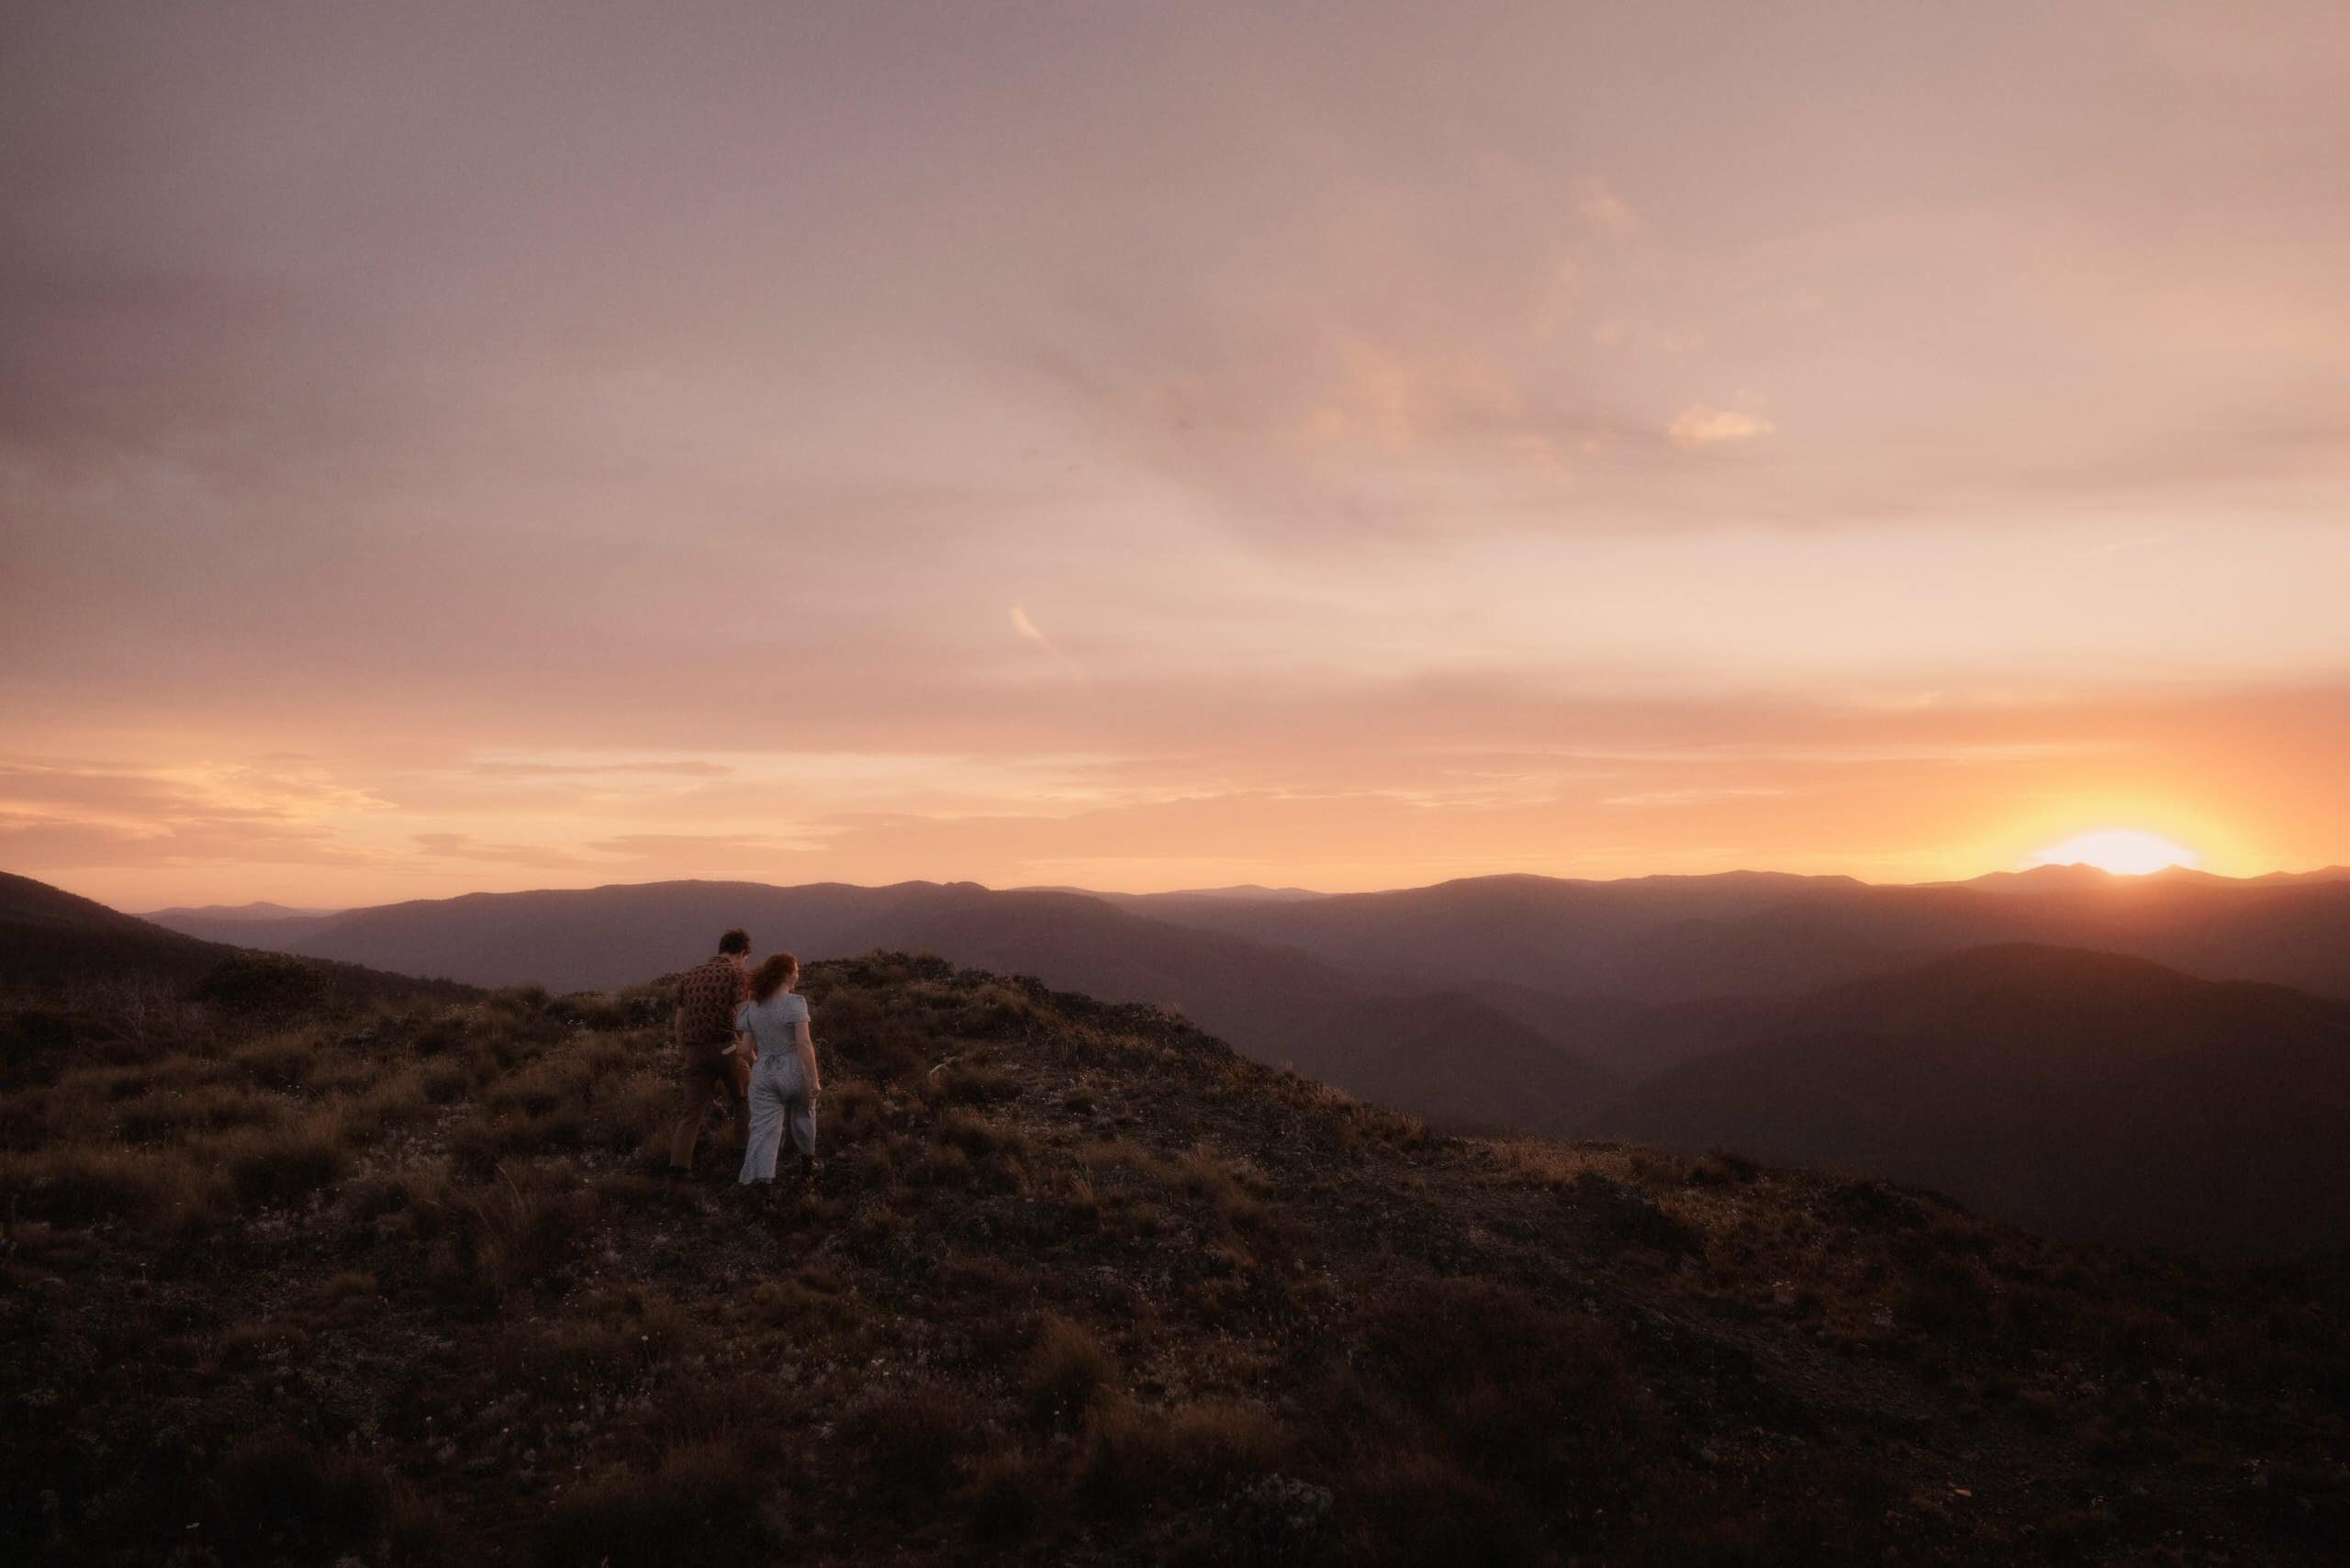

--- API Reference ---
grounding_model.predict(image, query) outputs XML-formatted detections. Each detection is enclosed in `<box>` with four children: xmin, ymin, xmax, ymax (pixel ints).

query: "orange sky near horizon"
<box><xmin>4</xmin><ymin>3</ymin><xmax>2347</xmax><ymax>910</ymax></box>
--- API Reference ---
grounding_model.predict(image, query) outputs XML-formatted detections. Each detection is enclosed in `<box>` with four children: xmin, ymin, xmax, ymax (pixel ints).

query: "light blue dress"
<box><xmin>734</xmin><ymin>993</ymin><xmax>815</xmax><ymax>1182</ymax></box>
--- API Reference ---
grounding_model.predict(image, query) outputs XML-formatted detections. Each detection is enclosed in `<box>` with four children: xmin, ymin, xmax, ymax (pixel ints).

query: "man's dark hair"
<box><xmin>717</xmin><ymin>928</ymin><xmax>751</xmax><ymax>957</ymax></box>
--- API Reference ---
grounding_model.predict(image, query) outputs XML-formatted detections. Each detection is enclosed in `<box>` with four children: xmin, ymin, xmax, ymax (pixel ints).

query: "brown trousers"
<box><xmin>667</xmin><ymin>1041</ymin><xmax>752</xmax><ymax>1171</ymax></box>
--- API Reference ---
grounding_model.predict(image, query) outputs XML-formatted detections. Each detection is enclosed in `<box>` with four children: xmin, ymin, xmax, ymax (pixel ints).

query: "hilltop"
<box><xmin>4</xmin><ymin>952</ymin><xmax>2346</xmax><ymax>1565</ymax></box>
<box><xmin>0</xmin><ymin>870</ymin><xmax>471</xmax><ymax>1012</ymax></box>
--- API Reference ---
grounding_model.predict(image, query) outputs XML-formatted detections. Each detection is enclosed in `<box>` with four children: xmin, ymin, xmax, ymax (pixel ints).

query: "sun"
<box><xmin>2024</xmin><ymin>828</ymin><xmax>2201</xmax><ymax>877</ymax></box>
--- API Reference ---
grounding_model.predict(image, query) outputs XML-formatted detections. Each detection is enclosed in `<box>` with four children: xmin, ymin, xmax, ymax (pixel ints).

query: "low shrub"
<box><xmin>192</xmin><ymin>953</ymin><xmax>330</xmax><ymax>1021</ymax></box>
<box><xmin>843</xmin><ymin>1381</ymin><xmax>990</xmax><ymax>1495</ymax></box>
<box><xmin>427</xmin><ymin>1166</ymin><xmax>595</xmax><ymax>1309</ymax></box>
<box><xmin>116</xmin><ymin>1084</ymin><xmax>283</xmax><ymax>1144</ymax></box>
<box><xmin>586</xmin><ymin>1069</ymin><xmax>674</xmax><ymax>1147</ymax></box>
<box><xmin>1077</xmin><ymin>1396</ymin><xmax>1292</xmax><ymax>1510</ymax></box>
<box><xmin>1176</xmin><ymin>1145</ymin><xmax>1262</xmax><ymax>1227</ymax></box>
<box><xmin>933</xmin><ymin>1060</ymin><xmax>1019</xmax><ymax>1104</ymax></box>
<box><xmin>1897</xmin><ymin>1254</ymin><xmax>1998</xmax><ymax>1338</ymax></box>
<box><xmin>421</xmin><ymin>1062</ymin><xmax>474</xmax><ymax>1103</ymax></box>
<box><xmin>964</xmin><ymin>1448</ymin><xmax>1052</xmax><ymax>1543</ymax></box>
<box><xmin>489</xmin><ymin>1055</ymin><xmax>592</xmax><ymax>1118</ymax></box>
<box><xmin>343</xmin><ymin>1070</ymin><xmax>436</xmax><ymax>1139</ymax></box>
<box><xmin>956</xmin><ymin>980</ymin><xmax>1043</xmax><ymax>1035</ymax></box>
<box><xmin>494</xmin><ymin>1104</ymin><xmax>588</xmax><ymax>1158</ymax></box>
<box><xmin>307</xmin><ymin>1269</ymin><xmax>382</xmax><ymax>1327</ymax></box>
<box><xmin>342</xmin><ymin>1160</ymin><xmax>453</xmax><ymax>1238</ymax></box>
<box><xmin>498</xmin><ymin>1314</ymin><xmax>671</xmax><ymax>1399</ymax></box>
<box><xmin>1340</xmin><ymin>1449</ymin><xmax>1536</xmax><ymax>1567</ymax></box>
<box><xmin>1836</xmin><ymin>1178</ymin><xmax>1931</xmax><ymax>1230</ymax></box>
<box><xmin>0</xmin><ymin>1144</ymin><xmax>216</xmax><ymax>1227</ymax></box>
<box><xmin>1354</xmin><ymin>1276</ymin><xmax>1654</xmax><ymax>1497</ymax></box>
<box><xmin>742</xmin><ymin>1275</ymin><xmax>837</xmax><ymax>1331</ymax></box>
<box><xmin>227</xmin><ymin>1032</ymin><xmax>319</xmax><ymax>1091</ymax></box>
<box><xmin>533</xmin><ymin>1440</ymin><xmax>773</xmax><ymax>1566</ymax></box>
<box><xmin>201</xmin><ymin>1431</ymin><xmax>390</xmax><ymax>1558</ymax></box>
<box><xmin>212</xmin><ymin>1111</ymin><xmax>348</xmax><ymax>1208</ymax></box>
<box><xmin>1572</xmin><ymin>1170</ymin><xmax>1705</xmax><ymax>1260</ymax></box>
<box><xmin>1023</xmin><ymin>1315</ymin><xmax>1119</xmax><ymax>1429</ymax></box>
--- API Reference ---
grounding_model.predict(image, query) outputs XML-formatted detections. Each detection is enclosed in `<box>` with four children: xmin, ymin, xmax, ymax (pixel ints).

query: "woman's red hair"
<box><xmin>750</xmin><ymin>952</ymin><xmax>800</xmax><ymax>1002</ymax></box>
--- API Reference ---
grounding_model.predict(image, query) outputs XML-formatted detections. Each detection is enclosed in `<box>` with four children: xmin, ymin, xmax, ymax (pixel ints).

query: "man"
<box><xmin>667</xmin><ymin>927</ymin><xmax>754</xmax><ymax>1179</ymax></box>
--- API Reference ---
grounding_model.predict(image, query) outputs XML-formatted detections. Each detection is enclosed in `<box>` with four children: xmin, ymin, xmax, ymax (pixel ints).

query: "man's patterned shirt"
<box><xmin>677</xmin><ymin>955</ymin><xmax>748</xmax><ymax>1046</ymax></box>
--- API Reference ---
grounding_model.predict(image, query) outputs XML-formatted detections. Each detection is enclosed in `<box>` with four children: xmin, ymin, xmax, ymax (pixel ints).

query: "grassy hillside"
<box><xmin>3</xmin><ymin>956</ymin><xmax>2345</xmax><ymax>1565</ymax></box>
<box><xmin>0</xmin><ymin>868</ymin><xmax>251</xmax><ymax>991</ymax></box>
<box><xmin>0</xmin><ymin>870</ymin><xmax>471</xmax><ymax>1013</ymax></box>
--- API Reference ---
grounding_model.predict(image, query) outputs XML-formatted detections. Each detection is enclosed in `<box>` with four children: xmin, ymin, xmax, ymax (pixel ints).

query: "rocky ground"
<box><xmin>3</xmin><ymin>952</ymin><xmax>2346</xmax><ymax>1564</ymax></box>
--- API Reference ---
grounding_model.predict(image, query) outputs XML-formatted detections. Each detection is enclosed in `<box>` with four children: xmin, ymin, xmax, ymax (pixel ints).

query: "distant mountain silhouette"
<box><xmin>1120</xmin><ymin>868</ymin><xmax>2350</xmax><ymax>1005</ymax></box>
<box><xmin>138</xmin><ymin>877</ymin><xmax>1616</xmax><ymax>1131</ymax></box>
<box><xmin>1602</xmin><ymin>944</ymin><xmax>2350</xmax><ymax>1258</ymax></box>
<box><xmin>130</xmin><ymin>865</ymin><xmax>2350</xmax><ymax>1124</ymax></box>
<box><xmin>131</xmin><ymin>902</ymin><xmax>342</xmax><ymax>949</ymax></box>
<box><xmin>1073</xmin><ymin>883</ymin><xmax>1328</xmax><ymax>904</ymax></box>
<box><xmin>142</xmin><ymin>899</ymin><xmax>343</xmax><ymax>920</ymax></box>
<box><xmin>1950</xmin><ymin>862</ymin><xmax>2142</xmax><ymax>894</ymax></box>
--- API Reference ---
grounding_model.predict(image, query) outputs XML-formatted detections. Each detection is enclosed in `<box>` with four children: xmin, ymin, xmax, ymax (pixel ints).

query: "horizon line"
<box><xmin>103</xmin><ymin>858</ymin><xmax>2350</xmax><ymax>917</ymax></box>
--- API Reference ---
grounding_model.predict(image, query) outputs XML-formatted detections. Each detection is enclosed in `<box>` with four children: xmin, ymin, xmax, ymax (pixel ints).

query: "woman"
<box><xmin>728</xmin><ymin>952</ymin><xmax>821</xmax><ymax>1189</ymax></box>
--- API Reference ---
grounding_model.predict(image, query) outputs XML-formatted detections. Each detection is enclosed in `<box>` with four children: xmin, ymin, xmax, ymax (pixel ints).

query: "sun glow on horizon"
<box><xmin>2023</xmin><ymin>828</ymin><xmax>2202</xmax><ymax>877</ymax></box>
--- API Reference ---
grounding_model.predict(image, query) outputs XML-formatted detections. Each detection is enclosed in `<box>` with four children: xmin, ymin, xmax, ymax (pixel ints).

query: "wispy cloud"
<box><xmin>0</xmin><ymin>756</ymin><xmax>392</xmax><ymax>869</ymax></box>
<box><xmin>2071</xmin><ymin>531</ymin><xmax>2177</xmax><ymax>559</ymax></box>
<box><xmin>1010</xmin><ymin>605</ymin><xmax>1081</xmax><ymax>672</ymax></box>
<box><xmin>1668</xmin><ymin>404</ymin><xmax>1776</xmax><ymax>450</ymax></box>
<box><xmin>465</xmin><ymin>758</ymin><xmax>733</xmax><ymax>778</ymax></box>
<box><xmin>1597</xmin><ymin>787</ymin><xmax>1791</xmax><ymax>809</ymax></box>
<box><xmin>1574</xmin><ymin>176</ymin><xmax>1642</xmax><ymax>236</ymax></box>
<box><xmin>412</xmin><ymin>832</ymin><xmax>600</xmax><ymax>869</ymax></box>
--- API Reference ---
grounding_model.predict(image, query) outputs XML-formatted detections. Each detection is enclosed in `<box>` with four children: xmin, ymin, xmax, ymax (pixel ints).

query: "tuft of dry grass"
<box><xmin>341</xmin><ymin>1159</ymin><xmax>454</xmax><ymax>1239</ymax></box>
<box><xmin>963</xmin><ymin>1448</ymin><xmax>1052</xmax><ymax>1544</ymax></box>
<box><xmin>496</xmin><ymin>1294</ymin><xmax>694</xmax><ymax>1399</ymax></box>
<box><xmin>1023</xmin><ymin>1315</ymin><xmax>1120</xmax><ymax>1429</ymax></box>
<box><xmin>1077</xmin><ymin>1395</ymin><xmax>1292</xmax><ymax>1510</ymax></box>
<box><xmin>425</xmin><ymin>1165</ymin><xmax>594</xmax><ymax>1311</ymax></box>
<box><xmin>0</xmin><ymin>1142</ymin><xmax>224</xmax><ymax>1227</ymax></box>
<box><xmin>842</xmin><ymin>1381</ymin><xmax>990</xmax><ymax>1495</ymax></box>
<box><xmin>199</xmin><ymin>1430</ymin><xmax>391</xmax><ymax>1558</ymax></box>
<box><xmin>226</xmin><ymin>1031</ymin><xmax>319</xmax><ymax>1091</ymax></box>
<box><xmin>114</xmin><ymin>1083</ymin><xmax>284</xmax><ymax>1144</ymax></box>
<box><xmin>1174</xmin><ymin>1142</ymin><xmax>1264</xmax><ymax>1226</ymax></box>
<box><xmin>209</xmin><ymin>1107</ymin><xmax>349</xmax><ymax>1209</ymax></box>
<box><xmin>932</xmin><ymin>1058</ymin><xmax>1019</xmax><ymax>1104</ymax></box>
<box><xmin>533</xmin><ymin>1440</ymin><xmax>774</xmax><ymax>1567</ymax></box>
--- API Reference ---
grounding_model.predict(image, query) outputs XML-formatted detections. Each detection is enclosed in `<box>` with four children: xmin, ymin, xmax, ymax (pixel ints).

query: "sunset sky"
<box><xmin>5</xmin><ymin>2</ymin><xmax>2347</xmax><ymax>909</ymax></box>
